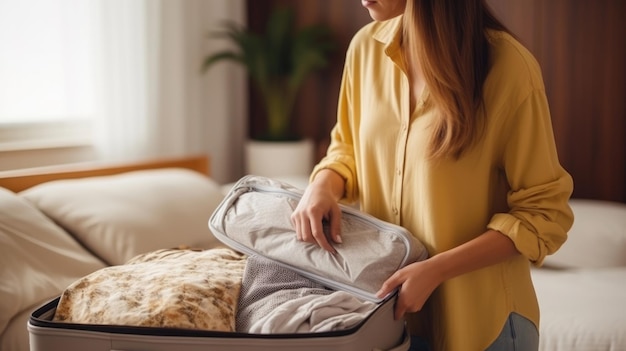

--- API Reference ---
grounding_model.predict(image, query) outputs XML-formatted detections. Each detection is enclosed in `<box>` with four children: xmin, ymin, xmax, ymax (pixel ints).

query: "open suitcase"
<box><xmin>28</xmin><ymin>175</ymin><xmax>428</xmax><ymax>351</ymax></box>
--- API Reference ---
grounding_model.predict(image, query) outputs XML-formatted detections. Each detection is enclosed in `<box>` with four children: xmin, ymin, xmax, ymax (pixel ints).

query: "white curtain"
<box><xmin>92</xmin><ymin>0</ymin><xmax>247</xmax><ymax>183</ymax></box>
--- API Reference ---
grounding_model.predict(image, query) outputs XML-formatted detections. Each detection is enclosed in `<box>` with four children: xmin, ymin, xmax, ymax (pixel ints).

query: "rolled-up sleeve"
<box><xmin>488</xmin><ymin>89</ymin><xmax>574</xmax><ymax>266</ymax></box>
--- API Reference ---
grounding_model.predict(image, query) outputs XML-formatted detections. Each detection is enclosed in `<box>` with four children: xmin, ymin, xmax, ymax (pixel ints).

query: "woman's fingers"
<box><xmin>329</xmin><ymin>206</ymin><xmax>343</xmax><ymax>244</ymax></box>
<box><xmin>311</xmin><ymin>217</ymin><xmax>337</xmax><ymax>253</ymax></box>
<box><xmin>376</xmin><ymin>271</ymin><xmax>402</xmax><ymax>299</ymax></box>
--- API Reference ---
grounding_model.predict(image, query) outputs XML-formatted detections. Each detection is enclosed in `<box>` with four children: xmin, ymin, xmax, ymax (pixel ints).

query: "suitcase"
<box><xmin>28</xmin><ymin>175</ymin><xmax>428</xmax><ymax>351</ymax></box>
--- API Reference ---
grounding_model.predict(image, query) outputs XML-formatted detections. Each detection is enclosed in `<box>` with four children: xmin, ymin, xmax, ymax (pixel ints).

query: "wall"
<box><xmin>488</xmin><ymin>0</ymin><xmax>626</xmax><ymax>202</ymax></box>
<box><xmin>247</xmin><ymin>0</ymin><xmax>626</xmax><ymax>202</ymax></box>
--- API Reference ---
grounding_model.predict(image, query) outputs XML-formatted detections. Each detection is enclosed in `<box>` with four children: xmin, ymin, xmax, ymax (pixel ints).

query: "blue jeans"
<box><xmin>409</xmin><ymin>312</ymin><xmax>539</xmax><ymax>351</ymax></box>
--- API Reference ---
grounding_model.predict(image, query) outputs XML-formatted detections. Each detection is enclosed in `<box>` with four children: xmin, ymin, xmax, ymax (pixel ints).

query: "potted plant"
<box><xmin>202</xmin><ymin>7</ymin><xmax>335</xmax><ymax>177</ymax></box>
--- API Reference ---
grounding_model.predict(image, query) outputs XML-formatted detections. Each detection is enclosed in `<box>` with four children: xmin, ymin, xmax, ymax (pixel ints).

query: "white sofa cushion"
<box><xmin>0</xmin><ymin>187</ymin><xmax>106</xmax><ymax>337</ymax></box>
<box><xmin>20</xmin><ymin>168</ymin><xmax>224</xmax><ymax>266</ymax></box>
<box><xmin>543</xmin><ymin>198</ymin><xmax>626</xmax><ymax>268</ymax></box>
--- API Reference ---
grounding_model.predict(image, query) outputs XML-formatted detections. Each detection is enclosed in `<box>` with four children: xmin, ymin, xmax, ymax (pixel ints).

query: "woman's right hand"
<box><xmin>290</xmin><ymin>169</ymin><xmax>345</xmax><ymax>253</ymax></box>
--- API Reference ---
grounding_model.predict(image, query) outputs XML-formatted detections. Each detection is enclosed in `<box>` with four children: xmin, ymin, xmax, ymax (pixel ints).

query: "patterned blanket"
<box><xmin>53</xmin><ymin>247</ymin><xmax>247</xmax><ymax>332</ymax></box>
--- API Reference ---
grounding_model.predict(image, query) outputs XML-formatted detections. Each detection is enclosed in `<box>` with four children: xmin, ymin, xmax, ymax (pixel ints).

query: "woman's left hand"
<box><xmin>376</xmin><ymin>258</ymin><xmax>443</xmax><ymax>320</ymax></box>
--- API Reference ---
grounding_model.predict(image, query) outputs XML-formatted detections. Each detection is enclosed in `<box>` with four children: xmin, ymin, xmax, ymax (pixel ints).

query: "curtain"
<box><xmin>92</xmin><ymin>0</ymin><xmax>246</xmax><ymax>183</ymax></box>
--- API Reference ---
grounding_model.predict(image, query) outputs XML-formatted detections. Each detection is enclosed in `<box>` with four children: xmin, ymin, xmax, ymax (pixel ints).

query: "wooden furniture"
<box><xmin>0</xmin><ymin>154</ymin><xmax>209</xmax><ymax>193</ymax></box>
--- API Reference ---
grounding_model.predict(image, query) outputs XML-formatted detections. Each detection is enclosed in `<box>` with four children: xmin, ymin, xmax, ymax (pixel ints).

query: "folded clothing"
<box><xmin>237</xmin><ymin>255</ymin><xmax>376</xmax><ymax>333</ymax></box>
<box><xmin>53</xmin><ymin>247</ymin><xmax>247</xmax><ymax>332</ymax></box>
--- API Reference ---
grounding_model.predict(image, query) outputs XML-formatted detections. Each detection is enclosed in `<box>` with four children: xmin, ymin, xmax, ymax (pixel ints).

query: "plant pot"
<box><xmin>245</xmin><ymin>138</ymin><xmax>315</xmax><ymax>178</ymax></box>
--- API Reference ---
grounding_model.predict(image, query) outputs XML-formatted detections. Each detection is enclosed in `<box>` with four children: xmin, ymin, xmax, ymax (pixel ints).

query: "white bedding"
<box><xmin>531</xmin><ymin>267</ymin><xmax>626</xmax><ymax>351</ymax></box>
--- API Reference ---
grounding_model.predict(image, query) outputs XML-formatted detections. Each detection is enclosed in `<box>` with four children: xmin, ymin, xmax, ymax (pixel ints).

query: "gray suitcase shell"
<box><xmin>28</xmin><ymin>175</ymin><xmax>428</xmax><ymax>351</ymax></box>
<box><xmin>29</xmin><ymin>296</ymin><xmax>409</xmax><ymax>351</ymax></box>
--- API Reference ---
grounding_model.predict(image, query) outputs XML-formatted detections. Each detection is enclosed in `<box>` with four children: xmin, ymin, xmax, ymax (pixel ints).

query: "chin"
<box><xmin>366</xmin><ymin>11</ymin><xmax>387</xmax><ymax>21</ymax></box>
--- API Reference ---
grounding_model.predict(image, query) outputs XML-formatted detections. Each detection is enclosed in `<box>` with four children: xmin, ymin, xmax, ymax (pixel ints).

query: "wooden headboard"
<box><xmin>0</xmin><ymin>155</ymin><xmax>209</xmax><ymax>193</ymax></box>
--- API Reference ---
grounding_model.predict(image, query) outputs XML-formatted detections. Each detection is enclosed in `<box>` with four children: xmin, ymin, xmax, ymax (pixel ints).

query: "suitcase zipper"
<box><xmin>211</xmin><ymin>176</ymin><xmax>423</xmax><ymax>303</ymax></box>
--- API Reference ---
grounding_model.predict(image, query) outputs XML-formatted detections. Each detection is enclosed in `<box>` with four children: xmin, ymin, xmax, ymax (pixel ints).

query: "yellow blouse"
<box><xmin>312</xmin><ymin>16</ymin><xmax>574</xmax><ymax>351</ymax></box>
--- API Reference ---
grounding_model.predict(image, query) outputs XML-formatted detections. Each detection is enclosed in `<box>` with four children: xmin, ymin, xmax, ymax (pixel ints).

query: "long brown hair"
<box><xmin>403</xmin><ymin>0</ymin><xmax>508</xmax><ymax>159</ymax></box>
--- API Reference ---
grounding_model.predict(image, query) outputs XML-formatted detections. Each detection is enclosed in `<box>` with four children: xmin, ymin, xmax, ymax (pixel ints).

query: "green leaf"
<box><xmin>200</xmin><ymin>51</ymin><xmax>242</xmax><ymax>73</ymax></box>
<box><xmin>201</xmin><ymin>7</ymin><xmax>335</xmax><ymax>140</ymax></box>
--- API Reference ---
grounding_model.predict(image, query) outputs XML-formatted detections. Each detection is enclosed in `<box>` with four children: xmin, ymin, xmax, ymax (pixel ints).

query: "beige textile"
<box><xmin>53</xmin><ymin>247</ymin><xmax>247</xmax><ymax>332</ymax></box>
<box><xmin>20</xmin><ymin>168</ymin><xmax>225</xmax><ymax>266</ymax></box>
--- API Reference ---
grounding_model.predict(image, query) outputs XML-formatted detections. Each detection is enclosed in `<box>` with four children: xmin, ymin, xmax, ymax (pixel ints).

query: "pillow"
<box><xmin>543</xmin><ymin>198</ymin><xmax>626</xmax><ymax>268</ymax></box>
<box><xmin>0</xmin><ymin>187</ymin><xmax>106</xmax><ymax>337</ymax></box>
<box><xmin>20</xmin><ymin>168</ymin><xmax>225</xmax><ymax>266</ymax></box>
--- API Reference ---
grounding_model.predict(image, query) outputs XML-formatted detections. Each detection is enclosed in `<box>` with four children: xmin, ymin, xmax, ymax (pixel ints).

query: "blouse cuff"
<box><xmin>488</xmin><ymin>213</ymin><xmax>550</xmax><ymax>266</ymax></box>
<box><xmin>311</xmin><ymin>158</ymin><xmax>358</xmax><ymax>204</ymax></box>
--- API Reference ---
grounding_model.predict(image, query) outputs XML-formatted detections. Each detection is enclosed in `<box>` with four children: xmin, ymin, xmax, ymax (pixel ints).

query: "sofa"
<box><xmin>1</xmin><ymin>155</ymin><xmax>625</xmax><ymax>351</ymax></box>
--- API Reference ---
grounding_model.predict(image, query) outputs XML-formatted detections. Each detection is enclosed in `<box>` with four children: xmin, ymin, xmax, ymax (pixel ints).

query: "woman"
<box><xmin>290</xmin><ymin>0</ymin><xmax>574</xmax><ymax>350</ymax></box>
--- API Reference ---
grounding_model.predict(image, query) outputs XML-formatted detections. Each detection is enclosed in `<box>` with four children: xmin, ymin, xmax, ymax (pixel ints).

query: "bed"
<box><xmin>531</xmin><ymin>198</ymin><xmax>626</xmax><ymax>351</ymax></box>
<box><xmin>1</xmin><ymin>155</ymin><xmax>625</xmax><ymax>351</ymax></box>
<box><xmin>0</xmin><ymin>155</ymin><xmax>227</xmax><ymax>351</ymax></box>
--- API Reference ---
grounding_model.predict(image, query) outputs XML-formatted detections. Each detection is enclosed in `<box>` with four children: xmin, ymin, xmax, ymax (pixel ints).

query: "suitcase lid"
<box><xmin>208</xmin><ymin>175</ymin><xmax>429</xmax><ymax>303</ymax></box>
